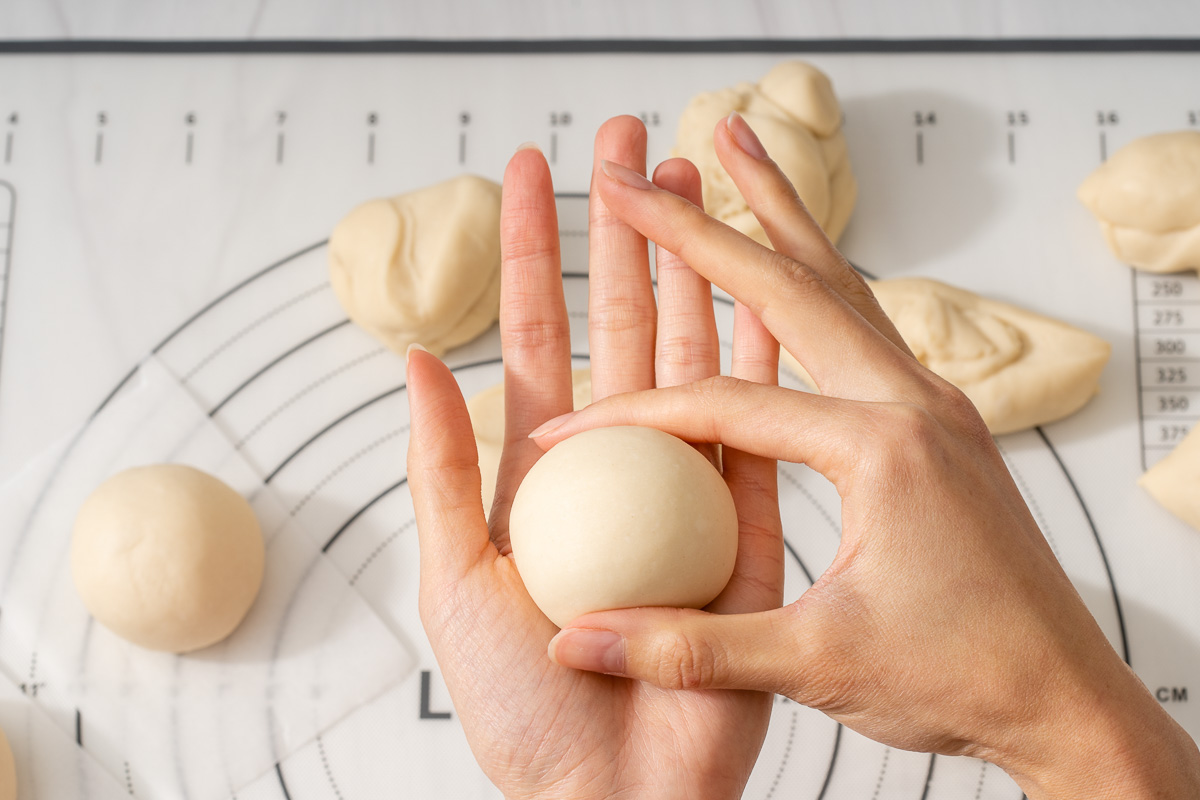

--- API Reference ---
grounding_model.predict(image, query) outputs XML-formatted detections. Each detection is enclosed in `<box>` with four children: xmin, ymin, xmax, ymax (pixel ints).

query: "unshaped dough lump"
<box><xmin>1140</xmin><ymin>425</ymin><xmax>1200</xmax><ymax>531</ymax></box>
<box><xmin>468</xmin><ymin>369</ymin><xmax>592</xmax><ymax>514</ymax></box>
<box><xmin>1078</xmin><ymin>131</ymin><xmax>1200</xmax><ymax>273</ymax></box>
<box><xmin>71</xmin><ymin>464</ymin><xmax>265</xmax><ymax>653</ymax></box>
<box><xmin>780</xmin><ymin>277</ymin><xmax>1111</xmax><ymax>435</ymax></box>
<box><xmin>673</xmin><ymin>60</ymin><xmax>857</xmax><ymax>244</ymax></box>
<box><xmin>509</xmin><ymin>426</ymin><xmax>738</xmax><ymax>628</ymax></box>
<box><xmin>329</xmin><ymin>174</ymin><xmax>503</xmax><ymax>356</ymax></box>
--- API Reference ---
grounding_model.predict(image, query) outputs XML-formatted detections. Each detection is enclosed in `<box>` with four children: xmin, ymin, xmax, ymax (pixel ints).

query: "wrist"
<box><xmin>991</xmin><ymin>660</ymin><xmax>1200</xmax><ymax>799</ymax></box>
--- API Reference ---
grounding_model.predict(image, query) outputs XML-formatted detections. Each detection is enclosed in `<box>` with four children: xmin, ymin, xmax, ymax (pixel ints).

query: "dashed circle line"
<box><xmin>870</xmin><ymin>748</ymin><xmax>890</xmax><ymax>800</ymax></box>
<box><xmin>182</xmin><ymin>281</ymin><xmax>331</xmax><ymax>382</ymax></box>
<box><xmin>316</xmin><ymin>736</ymin><xmax>345</xmax><ymax>800</ymax></box>
<box><xmin>778</xmin><ymin>465</ymin><xmax>841</xmax><ymax>536</ymax></box>
<box><xmin>234</xmin><ymin>347</ymin><xmax>387</xmax><ymax>449</ymax></box>
<box><xmin>763</xmin><ymin>703</ymin><xmax>798</xmax><ymax>800</ymax></box>
<box><xmin>289</xmin><ymin>426</ymin><xmax>409</xmax><ymax>516</ymax></box>
<box><xmin>973</xmin><ymin>760</ymin><xmax>988</xmax><ymax>800</ymax></box>
<box><xmin>349</xmin><ymin>519</ymin><xmax>417</xmax><ymax>586</ymax></box>
<box><xmin>995</xmin><ymin>440</ymin><xmax>1061</xmax><ymax>560</ymax></box>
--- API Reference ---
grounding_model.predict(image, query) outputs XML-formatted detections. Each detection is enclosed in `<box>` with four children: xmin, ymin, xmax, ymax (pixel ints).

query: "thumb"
<box><xmin>406</xmin><ymin>345</ymin><xmax>491</xmax><ymax>583</ymax></box>
<box><xmin>547</xmin><ymin>605</ymin><xmax>813</xmax><ymax>696</ymax></box>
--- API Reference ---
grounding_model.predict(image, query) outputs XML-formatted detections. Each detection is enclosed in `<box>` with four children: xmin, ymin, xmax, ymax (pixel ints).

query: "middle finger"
<box><xmin>588</xmin><ymin>115</ymin><xmax>657</xmax><ymax>401</ymax></box>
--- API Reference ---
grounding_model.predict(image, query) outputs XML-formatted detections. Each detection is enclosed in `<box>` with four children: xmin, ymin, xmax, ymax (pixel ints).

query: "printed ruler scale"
<box><xmin>1133</xmin><ymin>270</ymin><xmax>1200</xmax><ymax>469</ymax></box>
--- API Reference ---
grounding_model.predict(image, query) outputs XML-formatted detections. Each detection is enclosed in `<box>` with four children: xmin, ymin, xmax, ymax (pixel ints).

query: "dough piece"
<box><xmin>0</xmin><ymin>726</ymin><xmax>14</xmax><ymax>800</ymax></box>
<box><xmin>329</xmin><ymin>174</ymin><xmax>503</xmax><ymax>356</ymax></box>
<box><xmin>780</xmin><ymin>277</ymin><xmax>1111</xmax><ymax>434</ymax></box>
<box><xmin>468</xmin><ymin>369</ymin><xmax>592</xmax><ymax>514</ymax></box>
<box><xmin>673</xmin><ymin>60</ymin><xmax>857</xmax><ymax>243</ymax></box>
<box><xmin>509</xmin><ymin>426</ymin><xmax>738</xmax><ymax>628</ymax></box>
<box><xmin>71</xmin><ymin>464</ymin><xmax>265</xmax><ymax>653</ymax></box>
<box><xmin>1078</xmin><ymin>131</ymin><xmax>1200</xmax><ymax>273</ymax></box>
<box><xmin>1140</xmin><ymin>425</ymin><xmax>1200</xmax><ymax>531</ymax></box>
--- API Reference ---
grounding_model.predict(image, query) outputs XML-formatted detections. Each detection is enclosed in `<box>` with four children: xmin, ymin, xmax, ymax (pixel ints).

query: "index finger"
<box><xmin>492</xmin><ymin>145</ymin><xmax>575</xmax><ymax>550</ymax></box>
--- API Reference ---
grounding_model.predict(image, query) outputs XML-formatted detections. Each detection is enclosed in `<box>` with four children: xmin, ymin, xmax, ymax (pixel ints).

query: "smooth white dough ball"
<box><xmin>71</xmin><ymin>464</ymin><xmax>265</xmax><ymax>653</ymax></box>
<box><xmin>510</xmin><ymin>426</ymin><xmax>738</xmax><ymax>628</ymax></box>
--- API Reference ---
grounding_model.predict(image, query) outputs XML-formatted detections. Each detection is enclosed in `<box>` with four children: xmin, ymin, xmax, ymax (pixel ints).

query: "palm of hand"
<box><xmin>426</xmin><ymin>557</ymin><xmax>769</xmax><ymax>798</ymax></box>
<box><xmin>407</xmin><ymin>117</ymin><xmax>784</xmax><ymax>800</ymax></box>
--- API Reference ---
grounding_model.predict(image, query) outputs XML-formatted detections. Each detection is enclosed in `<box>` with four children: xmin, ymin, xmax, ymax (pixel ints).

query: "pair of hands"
<box><xmin>406</xmin><ymin>114</ymin><xmax>1200</xmax><ymax>799</ymax></box>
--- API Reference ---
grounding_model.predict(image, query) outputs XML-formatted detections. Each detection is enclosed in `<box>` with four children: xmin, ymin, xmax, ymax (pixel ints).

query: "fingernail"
<box><xmin>528</xmin><ymin>411</ymin><xmax>576</xmax><ymax>439</ymax></box>
<box><xmin>726</xmin><ymin>112</ymin><xmax>768</xmax><ymax>160</ymax></box>
<box><xmin>549</xmin><ymin>629</ymin><xmax>625</xmax><ymax>675</ymax></box>
<box><xmin>601</xmin><ymin>159</ymin><xmax>655</xmax><ymax>190</ymax></box>
<box><xmin>405</xmin><ymin>342</ymin><xmax>429</xmax><ymax>364</ymax></box>
<box><xmin>517</xmin><ymin>141</ymin><xmax>542</xmax><ymax>152</ymax></box>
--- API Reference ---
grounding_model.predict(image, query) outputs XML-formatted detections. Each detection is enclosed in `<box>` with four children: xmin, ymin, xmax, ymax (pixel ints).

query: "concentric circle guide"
<box><xmin>16</xmin><ymin>200</ymin><xmax>1117</xmax><ymax>799</ymax></box>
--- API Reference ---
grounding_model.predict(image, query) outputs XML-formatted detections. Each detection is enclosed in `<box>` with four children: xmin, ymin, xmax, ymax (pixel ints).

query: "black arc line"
<box><xmin>263</xmin><ymin>382</ymin><xmax>408</xmax><ymax>483</ymax></box>
<box><xmin>1034</xmin><ymin>425</ymin><xmax>1130</xmax><ymax>665</ymax></box>
<box><xmin>322</xmin><ymin>477</ymin><xmax>407</xmax><ymax>552</ymax></box>
<box><xmin>918</xmin><ymin>754</ymin><xmax>936</xmax><ymax>800</ymax></box>
<box><xmin>151</xmin><ymin>238</ymin><xmax>327</xmax><ymax>356</ymax></box>
<box><xmin>813</xmin><ymin>725</ymin><xmax>842</xmax><ymax>800</ymax></box>
<box><xmin>208</xmin><ymin>318</ymin><xmax>352</xmax><ymax>416</ymax></box>
<box><xmin>274</xmin><ymin>762</ymin><xmax>292</xmax><ymax>800</ymax></box>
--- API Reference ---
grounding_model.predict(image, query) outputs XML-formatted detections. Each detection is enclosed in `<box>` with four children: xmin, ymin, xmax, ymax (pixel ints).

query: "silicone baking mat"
<box><xmin>0</xmin><ymin>40</ymin><xmax>1197</xmax><ymax>798</ymax></box>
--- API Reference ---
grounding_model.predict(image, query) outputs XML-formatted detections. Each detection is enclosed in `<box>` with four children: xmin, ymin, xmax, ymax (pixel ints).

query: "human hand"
<box><xmin>406</xmin><ymin>116</ymin><xmax>785</xmax><ymax>800</ymax></box>
<box><xmin>532</xmin><ymin>112</ymin><xmax>1200</xmax><ymax>799</ymax></box>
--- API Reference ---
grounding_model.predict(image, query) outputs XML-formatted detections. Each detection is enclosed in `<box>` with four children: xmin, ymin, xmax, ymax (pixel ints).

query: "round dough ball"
<box><xmin>71</xmin><ymin>464</ymin><xmax>265</xmax><ymax>653</ymax></box>
<box><xmin>329</xmin><ymin>174</ymin><xmax>502</xmax><ymax>356</ymax></box>
<box><xmin>509</xmin><ymin>426</ymin><xmax>738</xmax><ymax>628</ymax></box>
<box><xmin>0</xmin><ymin>726</ymin><xmax>14</xmax><ymax>800</ymax></box>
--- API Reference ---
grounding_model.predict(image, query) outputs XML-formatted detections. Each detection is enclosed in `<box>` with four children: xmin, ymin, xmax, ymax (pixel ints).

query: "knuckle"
<box><xmin>665</xmin><ymin>201</ymin><xmax>719</xmax><ymax>263</ymax></box>
<box><xmin>863</xmin><ymin>402</ymin><xmax>946</xmax><ymax>473</ymax></box>
<box><xmin>772</xmin><ymin>253</ymin><xmax>823</xmax><ymax>294</ymax></box>
<box><xmin>652</xmin><ymin>631</ymin><xmax>719</xmax><ymax>690</ymax></box>
<box><xmin>590</xmin><ymin>303</ymin><xmax>657</xmax><ymax>338</ymax></box>
<box><xmin>932</xmin><ymin>380</ymin><xmax>992</xmax><ymax>440</ymax></box>
<box><xmin>656</xmin><ymin>330</ymin><xmax>718</xmax><ymax>377</ymax></box>
<box><xmin>500</xmin><ymin>224</ymin><xmax>559</xmax><ymax>266</ymax></box>
<box><xmin>689</xmin><ymin>376</ymin><xmax>744</xmax><ymax>440</ymax></box>
<box><xmin>836</xmin><ymin>265</ymin><xmax>878</xmax><ymax>307</ymax></box>
<box><xmin>502</xmin><ymin>316</ymin><xmax>562</xmax><ymax>351</ymax></box>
